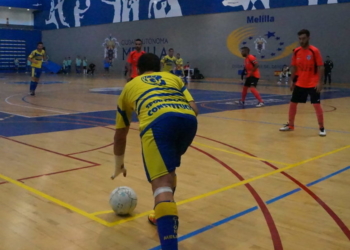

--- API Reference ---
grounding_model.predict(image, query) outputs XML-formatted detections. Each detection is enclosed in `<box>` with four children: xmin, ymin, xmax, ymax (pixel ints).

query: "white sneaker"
<box><xmin>285</xmin><ymin>82</ymin><xmax>288</xmax><ymax>85</ymax></box>
<box><xmin>279</xmin><ymin>123</ymin><xmax>294</xmax><ymax>131</ymax></box>
<box><xmin>277</xmin><ymin>81</ymin><xmax>282</xmax><ymax>84</ymax></box>
<box><xmin>256</xmin><ymin>102</ymin><xmax>265</xmax><ymax>107</ymax></box>
<box><xmin>319</xmin><ymin>128</ymin><xmax>326</xmax><ymax>136</ymax></box>
<box><xmin>235</xmin><ymin>100</ymin><xmax>245</xmax><ymax>105</ymax></box>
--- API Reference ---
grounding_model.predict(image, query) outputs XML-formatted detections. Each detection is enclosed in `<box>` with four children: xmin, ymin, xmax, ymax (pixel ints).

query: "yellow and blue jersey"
<box><xmin>175</xmin><ymin>58</ymin><xmax>183</xmax><ymax>70</ymax></box>
<box><xmin>161</xmin><ymin>55</ymin><xmax>176</xmax><ymax>72</ymax></box>
<box><xmin>116</xmin><ymin>72</ymin><xmax>196</xmax><ymax>134</ymax></box>
<box><xmin>28</xmin><ymin>49</ymin><xmax>45</xmax><ymax>69</ymax></box>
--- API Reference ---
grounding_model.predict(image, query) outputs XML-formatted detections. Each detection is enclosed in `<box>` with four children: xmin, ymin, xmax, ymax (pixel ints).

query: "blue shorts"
<box><xmin>174</xmin><ymin>70</ymin><xmax>183</xmax><ymax>76</ymax></box>
<box><xmin>141</xmin><ymin>114</ymin><xmax>198</xmax><ymax>182</ymax></box>
<box><xmin>31</xmin><ymin>67</ymin><xmax>42</xmax><ymax>79</ymax></box>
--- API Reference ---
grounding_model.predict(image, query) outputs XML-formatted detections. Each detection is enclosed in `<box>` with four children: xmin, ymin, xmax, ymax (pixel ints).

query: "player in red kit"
<box><xmin>279</xmin><ymin>29</ymin><xmax>326</xmax><ymax>136</ymax></box>
<box><xmin>235</xmin><ymin>47</ymin><xmax>264</xmax><ymax>107</ymax></box>
<box><xmin>127</xmin><ymin>39</ymin><xmax>146</xmax><ymax>81</ymax></box>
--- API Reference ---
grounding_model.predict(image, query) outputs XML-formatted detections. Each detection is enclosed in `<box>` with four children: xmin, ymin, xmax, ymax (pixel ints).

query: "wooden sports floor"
<box><xmin>0</xmin><ymin>73</ymin><xmax>349</xmax><ymax>250</ymax></box>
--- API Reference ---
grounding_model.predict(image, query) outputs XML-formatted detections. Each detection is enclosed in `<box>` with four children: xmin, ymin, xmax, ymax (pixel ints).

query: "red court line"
<box><xmin>0</xmin><ymin>135</ymin><xmax>97</xmax><ymax>165</ymax></box>
<box><xmin>17</xmin><ymin>164</ymin><xmax>100</xmax><ymax>182</ymax></box>
<box><xmin>191</xmin><ymin>145</ymin><xmax>283</xmax><ymax>250</ymax></box>
<box><xmin>2</xmin><ymin>114</ymin><xmax>284</xmax><ymax>247</ymax></box>
<box><xmin>196</xmin><ymin>135</ymin><xmax>350</xmax><ymax>240</ymax></box>
<box><xmin>51</xmin><ymin>116</ymin><xmax>113</xmax><ymax>127</ymax></box>
<box><xmin>0</xmin><ymin>134</ymin><xmax>100</xmax><ymax>185</ymax></box>
<box><xmin>67</xmin><ymin>143</ymin><xmax>114</xmax><ymax>156</ymax></box>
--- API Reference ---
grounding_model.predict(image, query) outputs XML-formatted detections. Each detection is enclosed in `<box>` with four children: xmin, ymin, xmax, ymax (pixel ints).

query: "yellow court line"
<box><xmin>2</xmin><ymin>145</ymin><xmax>349</xmax><ymax>228</ymax></box>
<box><xmin>94</xmin><ymin>144</ymin><xmax>350</xmax><ymax>227</ymax></box>
<box><xmin>0</xmin><ymin>173</ymin><xmax>110</xmax><ymax>227</ymax></box>
<box><xmin>193</xmin><ymin>141</ymin><xmax>290</xmax><ymax>166</ymax></box>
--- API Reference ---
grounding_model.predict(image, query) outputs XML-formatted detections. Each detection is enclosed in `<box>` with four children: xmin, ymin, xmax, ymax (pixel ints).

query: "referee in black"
<box><xmin>324</xmin><ymin>56</ymin><xmax>334</xmax><ymax>85</ymax></box>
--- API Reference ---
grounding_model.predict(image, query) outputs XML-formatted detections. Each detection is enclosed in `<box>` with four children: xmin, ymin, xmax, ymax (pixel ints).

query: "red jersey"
<box><xmin>127</xmin><ymin>50</ymin><xmax>146</xmax><ymax>78</ymax></box>
<box><xmin>291</xmin><ymin>45</ymin><xmax>323</xmax><ymax>88</ymax></box>
<box><xmin>244</xmin><ymin>54</ymin><xmax>260</xmax><ymax>78</ymax></box>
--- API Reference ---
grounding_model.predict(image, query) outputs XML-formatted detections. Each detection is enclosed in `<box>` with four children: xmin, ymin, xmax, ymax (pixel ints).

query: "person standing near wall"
<box><xmin>62</xmin><ymin>57</ymin><xmax>68</xmax><ymax>74</ymax></box>
<box><xmin>76</xmin><ymin>56</ymin><xmax>82</xmax><ymax>74</ymax></box>
<box><xmin>83</xmin><ymin>57</ymin><xmax>88</xmax><ymax>74</ymax></box>
<box><xmin>104</xmin><ymin>57</ymin><xmax>111</xmax><ymax>74</ymax></box>
<box><xmin>127</xmin><ymin>39</ymin><xmax>146</xmax><ymax>81</ymax></box>
<box><xmin>161</xmin><ymin>48</ymin><xmax>176</xmax><ymax>73</ymax></box>
<box><xmin>14</xmin><ymin>58</ymin><xmax>19</xmax><ymax>73</ymax></box>
<box><xmin>324</xmin><ymin>56</ymin><xmax>334</xmax><ymax>85</ymax></box>
<box><xmin>175</xmin><ymin>53</ymin><xmax>188</xmax><ymax>85</ymax></box>
<box><xmin>279</xmin><ymin>29</ymin><xmax>326</xmax><ymax>136</ymax></box>
<box><xmin>235</xmin><ymin>47</ymin><xmax>265</xmax><ymax>107</ymax></box>
<box><xmin>26</xmin><ymin>59</ymin><xmax>31</xmax><ymax>73</ymax></box>
<box><xmin>67</xmin><ymin>57</ymin><xmax>72</xmax><ymax>73</ymax></box>
<box><xmin>28</xmin><ymin>42</ymin><xmax>47</xmax><ymax>96</ymax></box>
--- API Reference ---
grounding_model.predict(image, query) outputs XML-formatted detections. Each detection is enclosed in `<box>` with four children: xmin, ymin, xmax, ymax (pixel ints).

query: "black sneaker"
<box><xmin>30</xmin><ymin>91</ymin><xmax>35</xmax><ymax>96</ymax></box>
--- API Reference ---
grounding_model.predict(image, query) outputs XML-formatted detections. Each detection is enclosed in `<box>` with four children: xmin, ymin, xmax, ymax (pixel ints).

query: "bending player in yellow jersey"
<box><xmin>161</xmin><ymin>48</ymin><xmax>176</xmax><ymax>73</ymax></box>
<box><xmin>112</xmin><ymin>53</ymin><xmax>198</xmax><ymax>250</ymax></box>
<box><xmin>28</xmin><ymin>42</ymin><xmax>46</xmax><ymax>96</ymax></box>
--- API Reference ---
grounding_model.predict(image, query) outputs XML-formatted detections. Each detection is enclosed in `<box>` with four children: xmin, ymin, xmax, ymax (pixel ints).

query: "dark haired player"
<box><xmin>112</xmin><ymin>53</ymin><xmax>198</xmax><ymax>250</ymax></box>
<box><xmin>127</xmin><ymin>39</ymin><xmax>145</xmax><ymax>81</ymax></box>
<box><xmin>28</xmin><ymin>42</ymin><xmax>47</xmax><ymax>96</ymax></box>
<box><xmin>235</xmin><ymin>47</ymin><xmax>264</xmax><ymax>107</ymax></box>
<box><xmin>279</xmin><ymin>29</ymin><xmax>325</xmax><ymax>136</ymax></box>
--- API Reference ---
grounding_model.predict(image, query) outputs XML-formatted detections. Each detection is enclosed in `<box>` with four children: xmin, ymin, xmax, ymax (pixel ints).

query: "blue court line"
<box><xmin>149</xmin><ymin>165</ymin><xmax>350</xmax><ymax>250</ymax></box>
<box><xmin>203</xmin><ymin>115</ymin><xmax>350</xmax><ymax>134</ymax></box>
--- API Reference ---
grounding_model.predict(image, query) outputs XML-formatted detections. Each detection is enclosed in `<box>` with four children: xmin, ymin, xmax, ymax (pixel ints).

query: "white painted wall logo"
<box><xmin>102</xmin><ymin>35</ymin><xmax>120</xmax><ymax>61</ymax></box>
<box><xmin>46</xmin><ymin>0</ymin><xmax>59</xmax><ymax>29</ymax></box>
<box><xmin>45</xmin><ymin>0</ymin><xmax>70</xmax><ymax>29</ymax></box>
<box><xmin>222</xmin><ymin>0</ymin><xmax>270</xmax><ymax>10</ymax></box>
<box><xmin>222</xmin><ymin>0</ymin><xmax>337</xmax><ymax>10</ymax></box>
<box><xmin>148</xmin><ymin>0</ymin><xmax>183</xmax><ymax>19</ymax></box>
<box><xmin>74</xmin><ymin>0</ymin><xmax>91</xmax><ymax>27</ymax></box>
<box><xmin>254</xmin><ymin>36</ymin><xmax>267</xmax><ymax>54</ymax></box>
<box><xmin>101</xmin><ymin>0</ymin><xmax>140</xmax><ymax>22</ymax></box>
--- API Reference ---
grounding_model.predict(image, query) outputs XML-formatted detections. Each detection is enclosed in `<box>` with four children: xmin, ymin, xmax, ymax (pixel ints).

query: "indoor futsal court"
<box><xmin>1</xmin><ymin>1</ymin><xmax>350</xmax><ymax>250</ymax></box>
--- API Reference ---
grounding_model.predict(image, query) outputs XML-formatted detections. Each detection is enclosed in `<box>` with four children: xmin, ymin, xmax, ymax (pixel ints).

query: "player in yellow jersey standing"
<box><xmin>174</xmin><ymin>53</ymin><xmax>188</xmax><ymax>85</ymax></box>
<box><xmin>112</xmin><ymin>53</ymin><xmax>198</xmax><ymax>250</ymax></box>
<box><xmin>161</xmin><ymin>48</ymin><xmax>176</xmax><ymax>73</ymax></box>
<box><xmin>28</xmin><ymin>42</ymin><xmax>47</xmax><ymax>96</ymax></box>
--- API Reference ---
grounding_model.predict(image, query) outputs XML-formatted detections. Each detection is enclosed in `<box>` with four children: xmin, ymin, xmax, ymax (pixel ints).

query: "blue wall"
<box><xmin>0</xmin><ymin>0</ymin><xmax>43</xmax><ymax>10</ymax></box>
<box><xmin>0</xmin><ymin>29</ymin><xmax>42</xmax><ymax>71</ymax></box>
<box><xmin>34</xmin><ymin>0</ymin><xmax>350</xmax><ymax>30</ymax></box>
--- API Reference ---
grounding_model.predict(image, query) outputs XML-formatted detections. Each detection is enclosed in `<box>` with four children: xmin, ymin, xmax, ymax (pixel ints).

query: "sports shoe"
<box><xmin>319</xmin><ymin>128</ymin><xmax>326</xmax><ymax>136</ymax></box>
<box><xmin>256</xmin><ymin>102</ymin><xmax>265</xmax><ymax>107</ymax></box>
<box><xmin>277</xmin><ymin>81</ymin><xmax>282</xmax><ymax>84</ymax></box>
<box><xmin>235</xmin><ymin>100</ymin><xmax>245</xmax><ymax>105</ymax></box>
<box><xmin>148</xmin><ymin>211</ymin><xmax>157</xmax><ymax>226</ymax></box>
<box><xmin>279</xmin><ymin>123</ymin><xmax>294</xmax><ymax>131</ymax></box>
<box><xmin>30</xmin><ymin>91</ymin><xmax>35</xmax><ymax>96</ymax></box>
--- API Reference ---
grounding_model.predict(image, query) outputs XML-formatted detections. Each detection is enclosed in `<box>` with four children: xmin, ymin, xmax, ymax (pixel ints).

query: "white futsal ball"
<box><xmin>109</xmin><ymin>186</ymin><xmax>137</xmax><ymax>215</ymax></box>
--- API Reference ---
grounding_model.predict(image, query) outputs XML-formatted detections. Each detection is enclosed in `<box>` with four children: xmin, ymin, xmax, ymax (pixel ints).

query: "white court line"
<box><xmin>24</xmin><ymin>109</ymin><xmax>116</xmax><ymax>118</ymax></box>
<box><xmin>5</xmin><ymin>94</ymin><xmax>69</xmax><ymax>115</ymax></box>
<box><xmin>195</xmin><ymin>94</ymin><xmax>289</xmax><ymax>104</ymax></box>
<box><xmin>0</xmin><ymin>110</ymin><xmax>30</xmax><ymax>118</ymax></box>
<box><xmin>3</xmin><ymin>93</ymin><xmax>289</xmax><ymax>119</ymax></box>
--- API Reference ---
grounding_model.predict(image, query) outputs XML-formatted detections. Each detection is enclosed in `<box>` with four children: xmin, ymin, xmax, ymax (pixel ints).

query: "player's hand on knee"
<box><xmin>111</xmin><ymin>155</ymin><xmax>127</xmax><ymax>180</ymax></box>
